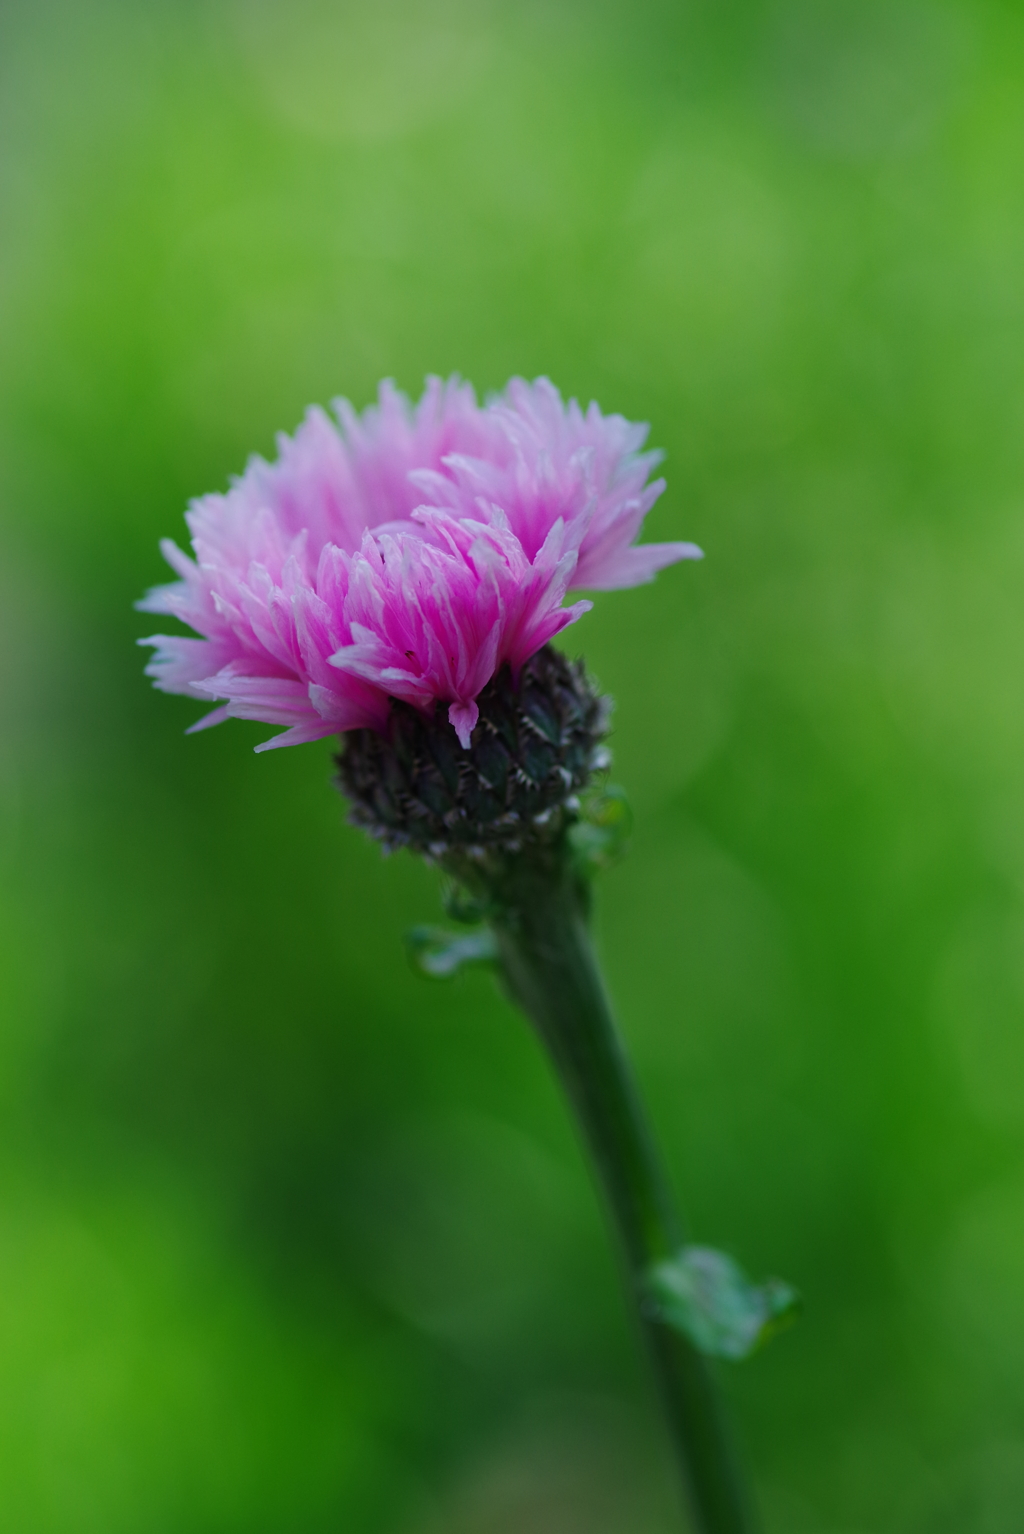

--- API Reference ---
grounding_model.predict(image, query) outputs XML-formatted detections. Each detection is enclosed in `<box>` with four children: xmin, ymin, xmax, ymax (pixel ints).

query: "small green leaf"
<box><xmin>646</xmin><ymin>1246</ymin><xmax>800</xmax><ymax>1361</ymax></box>
<box><xmin>405</xmin><ymin>925</ymin><xmax>498</xmax><ymax>980</ymax></box>
<box><xmin>568</xmin><ymin>785</ymin><xmax>633</xmax><ymax>877</ymax></box>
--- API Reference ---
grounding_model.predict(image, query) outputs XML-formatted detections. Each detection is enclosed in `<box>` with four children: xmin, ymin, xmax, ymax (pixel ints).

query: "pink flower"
<box><xmin>139</xmin><ymin>376</ymin><xmax>701</xmax><ymax>751</ymax></box>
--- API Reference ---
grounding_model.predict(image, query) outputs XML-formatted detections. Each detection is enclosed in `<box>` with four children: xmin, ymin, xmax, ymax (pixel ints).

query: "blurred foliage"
<box><xmin>2</xmin><ymin>0</ymin><xmax>1024</xmax><ymax>1528</ymax></box>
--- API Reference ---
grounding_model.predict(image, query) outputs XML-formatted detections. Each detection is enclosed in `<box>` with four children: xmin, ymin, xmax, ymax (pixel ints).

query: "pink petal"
<box><xmin>185</xmin><ymin>704</ymin><xmax>232</xmax><ymax>733</ymax></box>
<box><xmin>575</xmin><ymin>541</ymin><xmax>703</xmax><ymax>591</ymax></box>
<box><xmin>448</xmin><ymin>699</ymin><xmax>479</xmax><ymax>748</ymax></box>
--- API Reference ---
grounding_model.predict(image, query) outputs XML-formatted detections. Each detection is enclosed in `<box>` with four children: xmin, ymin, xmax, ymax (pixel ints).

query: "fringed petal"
<box><xmin>138</xmin><ymin>375</ymin><xmax>701</xmax><ymax>750</ymax></box>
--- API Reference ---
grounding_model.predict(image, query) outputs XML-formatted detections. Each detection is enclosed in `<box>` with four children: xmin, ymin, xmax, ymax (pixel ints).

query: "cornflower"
<box><xmin>140</xmin><ymin>377</ymin><xmax>795</xmax><ymax>1534</ymax></box>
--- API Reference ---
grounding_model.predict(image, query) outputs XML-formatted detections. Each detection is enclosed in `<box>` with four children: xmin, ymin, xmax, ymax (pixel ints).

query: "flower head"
<box><xmin>139</xmin><ymin>376</ymin><xmax>701</xmax><ymax>750</ymax></box>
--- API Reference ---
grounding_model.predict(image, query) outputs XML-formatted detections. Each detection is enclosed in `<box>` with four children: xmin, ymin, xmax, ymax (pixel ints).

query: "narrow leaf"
<box><xmin>646</xmin><ymin>1246</ymin><xmax>800</xmax><ymax>1361</ymax></box>
<box><xmin>405</xmin><ymin>925</ymin><xmax>498</xmax><ymax>980</ymax></box>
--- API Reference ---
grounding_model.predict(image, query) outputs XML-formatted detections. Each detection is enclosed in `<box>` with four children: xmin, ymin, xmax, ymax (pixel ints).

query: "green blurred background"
<box><xmin>2</xmin><ymin>0</ymin><xmax>1024</xmax><ymax>1527</ymax></box>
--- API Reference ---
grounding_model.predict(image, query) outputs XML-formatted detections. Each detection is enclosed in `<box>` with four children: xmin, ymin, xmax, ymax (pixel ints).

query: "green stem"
<box><xmin>490</xmin><ymin>854</ymin><xmax>759</xmax><ymax>1534</ymax></box>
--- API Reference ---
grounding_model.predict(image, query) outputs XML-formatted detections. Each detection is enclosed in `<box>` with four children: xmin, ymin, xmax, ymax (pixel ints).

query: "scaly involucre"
<box><xmin>139</xmin><ymin>376</ymin><xmax>701</xmax><ymax>749</ymax></box>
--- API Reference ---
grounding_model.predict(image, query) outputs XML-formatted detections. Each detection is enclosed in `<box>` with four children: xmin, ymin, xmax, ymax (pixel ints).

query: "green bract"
<box><xmin>337</xmin><ymin>645</ymin><xmax>609</xmax><ymax>859</ymax></box>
